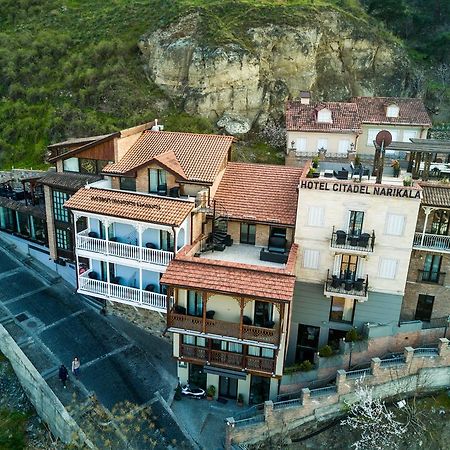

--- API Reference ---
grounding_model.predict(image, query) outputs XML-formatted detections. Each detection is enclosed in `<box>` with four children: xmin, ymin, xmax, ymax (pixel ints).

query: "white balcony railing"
<box><xmin>413</xmin><ymin>232</ymin><xmax>450</xmax><ymax>253</ymax></box>
<box><xmin>78</xmin><ymin>272</ymin><xmax>167</xmax><ymax>313</ymax></box>
<box><xmin>76</xmin><ymin>232</ymin><xmax>174</xmax><ymax>266</ymax></box>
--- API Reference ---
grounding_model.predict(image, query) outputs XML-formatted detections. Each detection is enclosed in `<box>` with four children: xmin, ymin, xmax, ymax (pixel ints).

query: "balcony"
<box><xmin>413</xmin><ymin>232</ymin><xmax>450</xmax><ymax>254</ymax></box>
<box><xmin>76</xmin><ymin>229</ymin><xmax>174</xmax><ymax>266</ymax></box>
<box><xmin>330</xmin><ymin>227</ymin><xmax>375</xmax><ymax>254</ymax></box>
<box><xmin>78</xmin><ymin>271</ymin><xmax>167</xmax><ymax>312</ymax></box>
<box><xmin>168</xmin><ymin>311</ymin><xmax>280</xmax><ymax>345</ymax></box>
<box><xmin>179</xmin><ymin>344</ymin><xmax>276</xmax><ymax>375</ymax></box>
<box><xmin>416</xmin><ymin>269</ymin><xmax>446</xmax><ymax>286</ymax></box>
<box><xmin>324</xmin><ymin>269</ymin><xmax>369</xmax><ymax>302</ymax></box>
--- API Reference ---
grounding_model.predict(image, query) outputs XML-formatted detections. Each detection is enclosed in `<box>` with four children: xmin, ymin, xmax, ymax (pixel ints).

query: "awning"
<box><xmin>203</xmin><ymin>366</ymin><xmax>247</xmax><ymax>380</ymax></box>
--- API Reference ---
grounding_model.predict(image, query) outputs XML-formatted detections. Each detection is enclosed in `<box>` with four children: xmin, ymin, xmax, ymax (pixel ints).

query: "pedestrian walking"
<box><xmin>59</xmin><ymin>364</ymin><xmax>68</xmax><ymax>389</ymax></box>
<box><xmin>72</xmin><ymin>356</ymin><xmax>80</xmax><ymax>378</ymax></box>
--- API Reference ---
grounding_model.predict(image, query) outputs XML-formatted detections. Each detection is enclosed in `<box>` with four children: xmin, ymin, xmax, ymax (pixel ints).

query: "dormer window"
<box><xmin>386</xmin><ymin>104</ymin><xmax>399</xmax><ymax>118</ymax></box>
<box><xmin>317</xmin><ymin>108</ymin><xmax>332</xmax><ymax>123</ymax></box>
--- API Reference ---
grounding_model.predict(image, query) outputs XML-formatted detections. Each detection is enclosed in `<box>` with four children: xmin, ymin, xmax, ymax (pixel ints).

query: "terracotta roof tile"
<box><xmin>64</xmin><ymin>187</ymin><xmax>194</xmax><ymax>226</ymax></box>
<box><xmin>353</xmin><ymin>97</ymin><xmax>432</xmax><ymax>126</ymax></box>
<box><xmin>160</xmin><ymin>245</ymin><xmax>298</xmax><ymax>302</ymax></box>
<box><xmin>213</xmin><ymin>162</ymin><xmax>302</xmax><ymax>226</ymax></box>
<box><xmin>39</xmin><ymin>172</ymin><xmax>101</xmax><ymax>191</ymax></box>
<box><xmin>419</xmin><ymin>183</ymin><xmax>450</xmax><ymax>207</ymax></box>
<box><xmin>103</xmin><ymin>131</ymin><xmax>234</xmax><ymax>183</ymax></box>
<box><xmin>286</xmin><ymin>101</ymin><xmax>361</xmax><ymax>133</ymax></box>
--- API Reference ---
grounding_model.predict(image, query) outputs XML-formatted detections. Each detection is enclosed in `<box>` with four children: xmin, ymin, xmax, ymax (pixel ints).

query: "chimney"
<box><xmin>151</xmin><ymin>118</ymin><xmax>164</xmax><ymax>132</ymax></box>
<box><xmin>300</xmin><ymin>91</ymin><xmax>311</xmax><ymax>105</ymax></box>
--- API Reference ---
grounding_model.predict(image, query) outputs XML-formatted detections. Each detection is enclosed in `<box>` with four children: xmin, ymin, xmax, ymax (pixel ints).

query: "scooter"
<box><xmin>181</xmin><ymin>384</ymin><xmax>206</xmax><ymax>399</ymax></box>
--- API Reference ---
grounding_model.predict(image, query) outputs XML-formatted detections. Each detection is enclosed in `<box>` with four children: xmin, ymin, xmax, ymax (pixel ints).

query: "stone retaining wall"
<box><xmin>0</xmin><ymin>324</ymin><xmax>95</xmax><ymax>447</ymax></box>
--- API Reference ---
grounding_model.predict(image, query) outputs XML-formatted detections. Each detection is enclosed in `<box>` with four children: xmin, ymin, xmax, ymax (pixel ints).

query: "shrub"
<box><xmin>207</xmin><ymin>385</ymin><xmax>216</xmax><ymax>398</ymax></box>
<box><xmin>318</xmin><ymin>345</ymin><xmax>333</xmax><ymax>357</ymax></box>
<box><xmin>345</xmin><ymin>328</ymin><xmax>363</xmax><ymax>342</ymax></box>
<box><xmin>312</xmin><ymin>156</ymin><xmax>319</xmax><ymax>168</ymax></box>
<box><xmin>298</xmin><ymin>360</ymin><xmax>314</xmax><ymax>372</ymax></box>
<box><xmin>306</xmin><ymin>167</ymin><xmax>316</xmax><ymax>178</ymax></box>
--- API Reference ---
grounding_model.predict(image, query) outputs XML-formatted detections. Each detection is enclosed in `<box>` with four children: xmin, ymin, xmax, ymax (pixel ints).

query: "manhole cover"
<box><xmin>15</xmin><ymin>313</ymin><xmax>29</xmax><ymax>322</ymax></box>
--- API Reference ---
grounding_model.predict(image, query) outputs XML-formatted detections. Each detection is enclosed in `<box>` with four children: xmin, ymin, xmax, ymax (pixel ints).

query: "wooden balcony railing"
<box><xmin>179</xmin><ymin>344</ymin><xmax>276</xmax><ymax>375</ymax></box>
<box><xmin>168</xmin><ymin>311</ymin><xmax>280</xmax><ymax>345</ymax></box>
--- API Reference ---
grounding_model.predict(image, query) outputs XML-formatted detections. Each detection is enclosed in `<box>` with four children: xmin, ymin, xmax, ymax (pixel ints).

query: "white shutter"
<box><xmin>385</xmin><ymin>213</ymin><xmax>406</xmax><ymax>236</ymax></box>
<box><xmin>307</xmin><ymin>206</ymin><xmax>324</xmax><ymax>227</ymax></box>
<box><xmin>378</xmin><ymin>258</ymin><xmax>398</xmax><ymax>279</ymax></box>
<box><xmin>367</xmin><ymin>129</ymin><xmax>379</xmax><ymax>145</ymax></box>
<box><xmin>303</xmin><ymin>249</ymin><xmax>320</xmax><ymax>269</ymax></box>
<box><xmin>389</xmin><ymin>130</ymin><xmax>398</xmax><ymax>141</ymax></box>
<box><xmin>356</xmin><ymin>258</ymin><xmax>364</xmax><ymax>278</ymax></box>
<box><xmin>296</xmin><ymin>137</ymin><xmax>307</xmax><ymax>154</ymax></box>
<box><xmin>317</xmin><ymin>138</ymin><xmax>328</xmax><ymax>150</ymax></box>
<box><xmin>338</xmin><ymin>140</ymin><xmax>349</xmax><ymax>154</ymax></box>
<box><xmin>402</xmin><ymin>130</ymin><xmax>417</xmax><ymax>142</ymax></box>
<box><xmin>333</xmin><ymin>255</ymin><xmax>342</xmax><ymax>276</ymax></box>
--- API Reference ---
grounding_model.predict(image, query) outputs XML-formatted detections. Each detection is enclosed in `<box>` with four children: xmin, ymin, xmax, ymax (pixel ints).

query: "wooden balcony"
<box><xmin>179</xmin><ymin>344</ymin><xmax>276</xmax><ymax>375</ymax></box>
<box><xmin>413</xmin><ymin>232</ymin><xmax>450</xmax><ymax>254</ymax></box>
<box><xmin>76</xmin><ymin>230</ymin><xmax>174</xmax><ymax>265</ymax></box>
<box><xmin>168</xmin><ymin>311</ymin><xmax>280</xmax><ymax>345</ymax></box>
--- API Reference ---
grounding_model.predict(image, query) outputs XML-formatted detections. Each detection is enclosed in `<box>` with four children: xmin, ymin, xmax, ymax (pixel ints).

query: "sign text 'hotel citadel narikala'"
<box><xmin>300</xmin><ymin>180</ymin><xmax>421</xmax><ymax>199</ymax></box>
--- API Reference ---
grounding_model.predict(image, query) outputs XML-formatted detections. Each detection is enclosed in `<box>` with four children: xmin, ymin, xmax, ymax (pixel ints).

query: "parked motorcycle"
<box><xmin>181</xmin><ymin>384</ymin><xmax>206</xmax><ymax>399</ymax></box>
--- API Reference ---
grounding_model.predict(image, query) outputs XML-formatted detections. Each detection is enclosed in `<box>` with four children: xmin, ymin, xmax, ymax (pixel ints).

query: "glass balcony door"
<box><xmin>348</xmin><ymin>211</ymin><xmax>364</xmax><ymax>237</ymax></box>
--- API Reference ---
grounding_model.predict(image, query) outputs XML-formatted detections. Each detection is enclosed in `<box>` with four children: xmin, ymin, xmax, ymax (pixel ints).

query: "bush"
<box><xmin>298</xmin><ymin>360</ymin><xmax>314</xmax><ymax>372</ymax></box>
<box><xmin>312</xmin><ymin>156</ymin><xmax>319</xmax><ymax>168</ymax></box>
<box><xmin>306</xmin><ymin>167</ymin><xmax>316</xmax><ymax>178</ymax></box>
<box><xmin>206</xmin><ymin>385</ymin><xmax>216</xmax><ymax>398</ymax></box>
<box><xmin>345</xmin><ymin>328</ymin><xmax>363</xmax><ymax>342</ymax></box>
<box><xmin>318</xmin><ymin>345</ymin><xmax>334</xmax><ymax>357</ymax></box>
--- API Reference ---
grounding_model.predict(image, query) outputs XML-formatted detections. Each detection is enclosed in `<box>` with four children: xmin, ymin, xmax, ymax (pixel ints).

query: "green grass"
<box><xmin>0</xmin><ymin>410</ymin><xmax>29</xmax><ymax>450</ymax></box>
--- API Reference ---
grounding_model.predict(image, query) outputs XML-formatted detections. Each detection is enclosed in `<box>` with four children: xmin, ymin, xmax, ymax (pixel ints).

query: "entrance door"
<box><xmin>295</xmin><ymin>324</ymin><xmax>320</xmax><ymax>363</ymax></box>
<box><xmin>189</xmin><ymin>364</ymin><xmax>206</xmax><ymax>390</ymax></box>
<box><xmin>249</xmin><ymin>375</ymin><xmax>270</xmax><ymax>405</ymax></box>
<box><xmin>219</xmin><ymin>376</ymin><xmax>238</xmax><ymax>399</ymax></box>
<box><xmin>415</xmin><ymin>294</ymin><xmax>435</xmax><ymax>322</ymax></box>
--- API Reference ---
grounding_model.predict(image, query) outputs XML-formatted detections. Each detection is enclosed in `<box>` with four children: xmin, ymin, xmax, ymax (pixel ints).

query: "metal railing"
<box><xmin>325</xmin><ymin>269</ymin><xmax>369</xmax><ymax>299</ymax></box>
<box><xmin>417</xmin><ymin>269</ymin><xmax>446</xmax><ymax>285</ymax></box>
<box><xmin>309</xmin><ymin>385</ymin><xmax>337</xmax><ymax>398</ymax></box>
<box><xmin>379</xmin><ymin>355</ymin><xmax>406</xmax><ymax>367</ymax></box>
<box><xmin>413</xmin><ymin>232</ymin><xmax>450</xmax><ymax>253</ymax></box>
<box><xmin>413</xmin><ymin>347</ymin><xmax>439</xmax><ymax>357</ymax></box>
<box><xmin>346</xmin><ymin>368</ymin><xmax>372</xmax><ymax>379</ymax></box>
<box><xmin>273</xmin><ymin>398</ymin><xmax>302</xmax><ymax>410</ymax></box>
<box><xmin>233</xmin><ymin>415</ymin><xmax>265</xmax><ymax>428</ymax></box>
<box><xmin>330</xmin><ymin>227</ymin><xmax>375</xmax><ymax>252</ymax></box>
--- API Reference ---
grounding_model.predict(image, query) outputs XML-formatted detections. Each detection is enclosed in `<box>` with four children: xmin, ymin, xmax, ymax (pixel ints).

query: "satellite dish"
<box><xmin>375</xmin><ymin>130</ymin><xmax>392</xmax><ymax>148</ymax></box>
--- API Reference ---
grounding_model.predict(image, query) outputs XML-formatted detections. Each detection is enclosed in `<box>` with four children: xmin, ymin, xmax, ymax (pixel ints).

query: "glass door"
<box><xmin>219</xmin><ymin>376</ymin><xmax>238</xmax><ymax>399</ymax></box>
<box><xmin>348</xmin><ymin>211</ymin><xmax>364</xmax><ymax>237</ymax></box>
<box><xmin>340</xmin><ymin>255</ymin><xmax>358</xmax><ymax>281</ymax></box>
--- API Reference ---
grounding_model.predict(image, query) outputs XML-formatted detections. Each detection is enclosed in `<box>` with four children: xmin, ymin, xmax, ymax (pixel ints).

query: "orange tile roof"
<box><xmin>419</xmin><ymin>182</ymin><xmax>450</xmax><ymax>207</ymax></box>
<box><xmin>64</xmin><ymin>187</ymin><xmax>194</xmax><ymax>226</ymax></box>
<box><xmin>103</xmin><ymin>131</ymin><xmax>234</xmax><ymax>183</ymax></box>
<box><xmin>160</xmin><ymin>245</ymin><xmax>298</xmax><ymax>302</ymax></box>
<box><xmin>286</xmin><ymin>101</ymin><xmax>361</xmax><ymax>133</ymax></box>
<box><xmin>352</xmin><ymin>97</ymin><xmax>432</xmax><ymax>126</ymax></box>
<box><xmin>213</xmin><ymin>162</ymin><xmax>302</xmax><ymax>226</ymax></box>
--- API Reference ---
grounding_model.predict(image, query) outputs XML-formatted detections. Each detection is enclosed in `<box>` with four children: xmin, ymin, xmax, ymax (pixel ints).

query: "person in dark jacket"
<box><xmin>59</xmin><ymin>364</ymin><xmax>68</xmax><ymax>388</ymax></box>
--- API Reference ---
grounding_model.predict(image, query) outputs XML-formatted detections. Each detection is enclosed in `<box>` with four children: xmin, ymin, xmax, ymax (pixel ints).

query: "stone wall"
<box><xmin>226</xmin><ymin>339</ymin><xmax>450</xmax><ymax>449</ymax></box>
<box><xmin>0</xmin><ymin>325</ymin><xmax>94</xmax><ymax>447</ymax></box>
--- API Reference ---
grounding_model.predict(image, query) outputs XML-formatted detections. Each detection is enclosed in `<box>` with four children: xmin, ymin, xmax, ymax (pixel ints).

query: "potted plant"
<box><xmin>403</xmin><ymin>176</ymin><xmax>412</xmax><ymax>186</ymax></box>
<box><xmin>312</xmin><ymin>156</ymin><xmax>319</xmax><ymax>169</ymax></box>
<box><xmin>306</xmin><ymin>167</ymin><xmax>316</xmax><ymax>178</ymax></box>
<box><xmin>391</xmin><ymin>159</ymin><xmax>401</xmax><ymax>177</ymax></box>
<box><xmin>206</xmin><ymin>385</ymin><xmax>216</xmax><ymax>400</ymax></box>
<box><xmin>237</xmin><ymin>393</ymin><xmax>244</xmax><ymax>406</ymax></box>
<box><xmin>354</xmin><ymin>154</ymin><xmax>361</xmax><ymax>166</ymax></box>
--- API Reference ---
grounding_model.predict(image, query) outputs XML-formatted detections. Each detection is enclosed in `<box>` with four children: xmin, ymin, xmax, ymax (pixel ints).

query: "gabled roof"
<box><xmin>213</xmin><ymin>162</ymin><xmax>302</xmax><ymax>226</ymax></box>
<box><xmin>102</xmin><ymin>131</ymin><xmax>234</xmax><ymax>184</ymax></box>
<box><xmin>352</xmin><ymin>97</ymin><xmax>432</xmax><ymax>126</ymax></box>
<box><xmin>64</xmin><ymin>187</ymin><xmax>194</xmax><ymax>226</ymax></box>
<box><xmin>47</xmin><ymin>134</ymin><xmax>114</xmax><ymax>148</ymax></box>
<box><xmin>153</xmin><ymin>150</ymin><xmax>187</xmax><ymax>180</ymax></box>
<box><xmin>419</xmin><ymin>183</ymin><xmax>450</xmax><ymax>208</ymax></box>
<box><xmin>39</xmin><ymin>172</ymin><xmax>101</xmax><ymax>191</ymax></box>
<box><xmin>286</xmin><ymin>101</ymin><xmax>361</xmax><ymax>133</ymax></box>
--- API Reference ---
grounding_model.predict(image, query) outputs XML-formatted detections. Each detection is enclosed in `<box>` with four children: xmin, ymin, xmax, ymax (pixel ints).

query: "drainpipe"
<box><xmin>172</xmin><ymin>226</ymin><xmax>177</xmax><ymax>255</ymax></box>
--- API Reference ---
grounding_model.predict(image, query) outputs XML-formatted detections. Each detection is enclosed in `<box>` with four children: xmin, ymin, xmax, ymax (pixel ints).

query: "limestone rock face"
<box><xmin>139</xmin><ymin>12</ymin><xmax>412</xmax><ymax>131</ymax></box>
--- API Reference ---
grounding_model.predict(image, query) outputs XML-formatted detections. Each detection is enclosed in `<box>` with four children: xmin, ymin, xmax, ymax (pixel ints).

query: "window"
<box><xmin>389</xmin><ymin>130</ymin><xmax>398</xmax><ymax>142</ymax></box>
<box><xmin>338</xmin><ymin>140</ymin><xmax>350</xmax><ymax>154</ymax></box>
<box><xmin>79</xmin><ymin>158</ymin><xmax>97</xmax><ymax>174</ymax></box>
<box><xmin>385</xmin><ymin>213</ymin><xmax>405</xmax><ymax>236</ymax></box>
<box><xmin>295</xmin><ymin>324</ymin><xmax>320</xmax><ymax>363</ymax></box>
<box><xmin>402</xmin><ymin>130</ymin><xmax>417</xmax><ymax>142</ymax></box>
<box><xmin>303</xmin><ymin>249</ymin><xmax>320</xmax><ymax>269</ymax></box>
<box><xmin>348</xmin><ymin>211</ymin><xmax>364</xmax><ymax>236</ymax></box>
<box><xmin>367</xmin><ymin>129</ymin><xmax>381</xmax><ymax>146</ymax></box>
<box><xmin>317</xmin><ymin>108</ymin><xmax>332</xmax><ymax>123</ymax></box>
<box><xmin>149</xmin><ymin>169</ymin><xmax>167</xmax><ymax>195</ymax></box>
<box><xmin>414</xmin><ymin>294</ymin><xmax>435</xmax><ymax>322</ymax></box>
<box><xmin>307</xmin><ymin>206</ymin><xmax>324</xmax><ymax>227</ymax></box>
<box><xmin>386</xmin><ymin>104</ymin><xmax>399</xmax><ymax>118</ymax></box>
<box><xmin>55</xmin><ymin>228</ymin><xmax>71</xmax><ymax>250</ymax></box>
<box><xmin>63</xmin><ymin>158</ymin><xmax>79</xmax><ymax>172</ymax></box>
<box><xmin>340</xmin><ymin>254</ymin><xmax>359</xmax><ymax>280</ymax></box>
<box><xmin>187</xmin><ymin>290</ymin><xmax>202</xmax><ymax>317</ymax></box>
<box><xmin>431</xmin><ymin>210</ymin><xmax>449</xmax><ymax>235</ymax></box>
<box><xmin>296</xmin><ymin>137</ymin><xmax>307</xmax><ymax>153</ymax></box>
<box><xmin>378</xmin><ymin>257</ymin><xmax>398</xmax><ymax>279</ymax></box>
<box><xmin>160</xmin><ymin>230</ymin><xmax>174</xmax><ymax>251</ymax></box>
<box><xmin>52</xmin><ymin>191</ymin><xmax>69</xmax><ymax>222</ymax></box>
<box><xmin>182</xmin><ymin>335</ymin><xmax>206</xmax><ymax>347</ymax></box>
<box><xmin>329</xmin><ymin>297</ymin><xmax>355</xmax><ymax>323</ymax></box>
<box><xmin>422</xmin><ymin>254</ymin><xmax>442</xmax><ymax>283</ymax></box>
<box><xmin>254</xmin><ymin>301</ymin><xmax>273</xmax><ymax>327</ymax></box>
<box><xmin>119</xmin><ymin>177</ymin><xmax>136</xmax><ymax>192</ymax></box>
<box><xmin>221</xmin><ymin>341</ymin><xmax>243</xmax><ymax>353</ymax></box>
<box><xmin>248</xmin><ymin>346</ymin><xmax>274</xmax><ymax>359</ymax></box>
<box><xmin>317</xmin><ymin>138</ymin><xmax>328</xmax><ymax>150</ymax></box>
<box><xmin>240</xmin><ymin>222</ymin><xmax>256</xmax><ymax>245</ymax></box>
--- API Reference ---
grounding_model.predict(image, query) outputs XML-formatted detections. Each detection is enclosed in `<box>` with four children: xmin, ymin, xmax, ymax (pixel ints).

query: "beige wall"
<box><xmin>287</xmin><ymin>130</ymin><xmax>358</xmax><ymax>154</ymax></box>
<box><xmin>44</xmin><ymin>185</ymin><xmax>57</xmax><ymax>260</ymax></box>
<box><xmin>295</xmin><ymin>186</ymin><xmax>421</xmax><ymax>295</ymax></box>
<box><xmin>56</xmin><ymin>160</ymin><xmax>63</xmax><ymax>173</ymax></box>
<box><xmin>357</xmin><ymin>124</ymin><xmax>428</xmax><ymax>156</ymax></box>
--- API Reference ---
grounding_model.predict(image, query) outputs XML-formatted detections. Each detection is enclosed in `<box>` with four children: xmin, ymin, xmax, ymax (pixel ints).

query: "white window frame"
<box><xmin>378</xmin><ymin>257</ymin><xmax>399</xmax><ymax>280</ymax></box>
<box><xmin>385</xmin><ymin>213</ymin><xmax>406</xmax><ymax>236</ymax></box>
<box><xmin>303</xmin><ymin>249</ymin><xmax>320</xmax><ymax>270</ymax></box>
<box><xmin>296</xmin><ymin>137</ymin><xmax>307</xmax><ymax>154</ymax></box>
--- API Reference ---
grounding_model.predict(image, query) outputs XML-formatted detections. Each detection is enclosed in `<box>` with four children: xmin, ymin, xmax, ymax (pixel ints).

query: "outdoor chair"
<box><xmin>354</xmin><ymin>278</ymin><xmax>364</xmax><ymax>291</ymax></box>
<box><xmin>88</xmin><ymin>271</ymin><xmax>98</xmax><ymax>280</ymax></box>
<box><xmin>344</xmin><ymin>280</ymin><xmax>353</xmax><ymax>291</ymax></box>
<box><xmin>331</xmin><ymin>275</ymin><xmax>341</xmax><ymax>289</ymax></box>
<box><xmin>206</xmin><ymin>310</ymin><xmax>215</xmax><ymax>319</ymax></box>
<box><xmin>145</xmin><ymin>242</ymin><xmax>157</xmax><ymax>249</ymax></box>
<box><xmin>358</xmin><ymin>233</ymin><xmax>370</xmax><ymax>248</ymax></box>
<box><xmin>174</xmin><ymin>305</ymin><xmax>186</xmax><ymax>315</ymax></box>
<box><xmin>88</xmin><ymin>231</ymin><xmax>99</xmax><ymax>239</ymax></box>
<box><xmin>242</xmin><ymin>315</ymin><xmax>252</xmax><ymax>325</ymax></box>
<box><xmin>145</xmin><ymin>284</ymin><xmax>155</xmax><ymax>292</ymax></box>
<box><xmin>335</xmin><ymin>230</ymin><xmax>347</xmax><ymax>245</ymax></box>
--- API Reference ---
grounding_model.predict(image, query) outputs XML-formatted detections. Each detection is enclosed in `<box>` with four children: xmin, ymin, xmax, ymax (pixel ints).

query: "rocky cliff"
<box><xmin>139</xmin><ymin>11</ymin><xmax>413</xmax><ymax>133</ymax></box>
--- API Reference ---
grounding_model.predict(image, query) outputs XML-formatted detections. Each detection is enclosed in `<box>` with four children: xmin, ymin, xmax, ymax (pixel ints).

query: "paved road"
<box><xmin>0</xmin><ymin>243</ymin><xmax>193</xmax><ymax>448</ymax></box>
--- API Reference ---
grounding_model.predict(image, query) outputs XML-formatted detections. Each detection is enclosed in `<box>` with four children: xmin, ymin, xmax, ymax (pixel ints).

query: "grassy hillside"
<box><xmin>0</xmin><ymin>0</ymin><xmax>444</xmax><ymax>169</ymax></box>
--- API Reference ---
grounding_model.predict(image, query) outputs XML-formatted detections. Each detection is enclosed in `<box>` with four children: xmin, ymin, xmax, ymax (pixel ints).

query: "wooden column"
<box><xmin>413</xmin><ymin>152</ymin><xmax>422</xmax><ymax>179</ymax></box>
<box><xmin>239</xmin><ymin>298</ymin><xmax>245</xmax><ymax>340</ymax></box>
<box><xmin>166</xmin><ymin>286</ymin><xmax>173</xmax><ymax>326</ymax></box>
<box><xmin>202</xmin><ymin>291</ymin><xmax>207</xmax><ymax>334</ymax></box>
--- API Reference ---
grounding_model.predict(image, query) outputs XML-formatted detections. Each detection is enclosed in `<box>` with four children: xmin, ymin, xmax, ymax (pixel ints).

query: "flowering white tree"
<box><xmin>341</xmin><ymin>381</ymin><xmax>407</xmax><ymax>450</ymax></box>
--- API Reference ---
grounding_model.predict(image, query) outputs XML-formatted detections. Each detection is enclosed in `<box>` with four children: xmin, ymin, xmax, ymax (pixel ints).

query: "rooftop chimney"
<box><xmin>300</xmin><ymin>91</ymin><xmax>311</xmax><ymax>105</ymax></box>
<box><xmin>151</xmin><ymin>118</ymin><xmax>164</xmax><ymax>132</ymax></box>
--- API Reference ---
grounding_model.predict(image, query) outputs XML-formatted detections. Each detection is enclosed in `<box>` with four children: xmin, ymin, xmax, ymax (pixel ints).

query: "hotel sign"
<box><xmin>299</xmin><ymin>180</ymin><xmax>421</xmax><ymax>199</ymax></box>
<box><xmin>90</xmin><ymin>195</ymin><xmax>162</xmax><ymax>209</ymax></box>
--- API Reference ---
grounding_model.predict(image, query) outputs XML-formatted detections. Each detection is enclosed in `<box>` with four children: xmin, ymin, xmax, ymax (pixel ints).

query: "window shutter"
<box><xmin>402</xmin><ymin>130</ymin><xmax>417</xmax><ymax>142</ymax></box>
<box><xmin>303</xmin><ymin>249</ymin><xmax>320</xmax><ymax>269</ymax></box>
<box><xmin>333</xmin><ymin>255</ymin><xmax>342</xmax><ymax>276</ymax></box>
<box><xmin>378</xmin><ymin>258</ymin><xmax>398</xmax><ymax>279</ymax></box>
<box><xmin>367</xmin><ymin>129</ymin><xmax>379</xmax><ymax>145</ymax></box>
<box><xmin>308</xmin><ymin>206</ymin><xmax>324</xmax><ymax>227</ymax></box>
<box><xmin>296</xmin><ymin>137</ymin><xmax>307</xmax><ymax>153</ymax></box>
<box><xmin>317</xmin><ymin>138</ymin><xmax>328</xmax><ymax>150</ymax></box>
<box><xmin>389</xmin><ymin>130</ymin><xmax>398</xmax><ymax>141</ymax></box>
<box><xmin>338</xmin><ymin>140</ymin><xmax>349</xmax><ymax>154</ymax></box>
<box><xmin>385</xmin><ymin>214</ymin><xmax>406</xmax><ymax>236</ymax></box>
